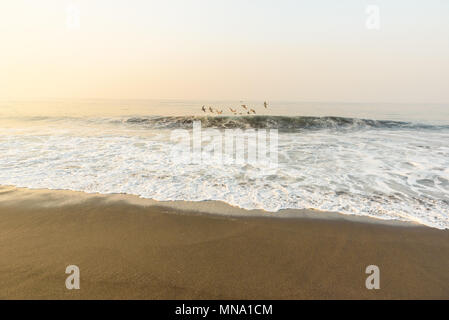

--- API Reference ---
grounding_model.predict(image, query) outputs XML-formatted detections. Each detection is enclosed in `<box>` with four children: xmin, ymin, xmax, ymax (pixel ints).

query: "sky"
<box><xmin>0</xmin><ymin>0</ymin><xmax>448</xmax><ymax>103</ymax></box>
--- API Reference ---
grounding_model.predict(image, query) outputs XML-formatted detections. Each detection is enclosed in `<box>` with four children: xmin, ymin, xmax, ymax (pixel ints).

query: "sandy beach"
<box><xmin>0</xmin><ymin>185</ymin><xmax>448</xmax><ymax>299</ymax></box>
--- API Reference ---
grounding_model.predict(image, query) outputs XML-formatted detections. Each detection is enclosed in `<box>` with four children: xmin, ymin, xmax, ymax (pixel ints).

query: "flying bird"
<box><xmin>209</xmin><ymin>106</ymin><xmax>214</xmax><ymax>113</ymax></box>
<box><xmin>264</xmin><ymin>101</ymin><xmax>268</xmax><ymax>108</ymax></box>
<box><xmin>201</xmin><ymin>106</ymin><xmax>206</xmax><ymax>112</ymax></box>
<box><xmin>250</xmin><ymin>109</ymin><xmax>256</xmax><ymax>114</ymax></box>
<box><xmin>229</xmin><ymin>107</ymin><xmax>236</xmax><ymax>113</ymax></box>
<box><xmin>241</xmin><ymin>104</ymin><xmax>247</xmax><ymax>110</ymax></box>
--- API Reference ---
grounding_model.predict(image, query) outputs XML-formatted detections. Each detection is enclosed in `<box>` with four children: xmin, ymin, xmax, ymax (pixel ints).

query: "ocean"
<box><xmin>1</xmin><ymin>99</ymin><xmax>449</xmax><ymax>229</ymax></box>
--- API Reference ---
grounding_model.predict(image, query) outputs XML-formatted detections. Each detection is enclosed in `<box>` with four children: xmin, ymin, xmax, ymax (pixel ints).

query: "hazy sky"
<box><xmin>1</xmin><ymin>0</ymin><xmax>448</xmax><ymax>103</ymax></box>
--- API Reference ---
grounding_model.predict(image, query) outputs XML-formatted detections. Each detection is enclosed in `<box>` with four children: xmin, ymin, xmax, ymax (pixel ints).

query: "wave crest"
<box><xmin>125</xmin><ymin>115</ymin><xmax>443</xmax><ymax>131</ymax></box>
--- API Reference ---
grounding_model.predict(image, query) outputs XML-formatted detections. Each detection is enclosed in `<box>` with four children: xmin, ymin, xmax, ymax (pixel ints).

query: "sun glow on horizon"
<box><xmin>1</xmin><ymin>0</ymin><xmax>448</xmax><ymax>103</ymax></box>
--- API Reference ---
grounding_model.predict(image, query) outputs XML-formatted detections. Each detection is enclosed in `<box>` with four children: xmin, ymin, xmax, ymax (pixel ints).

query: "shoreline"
<box><xmin>0</xmin><ymin>185</ymin><xmax>423</xmax><ymax>229</ymax></box>
<box><xmin>1</xmin><ymin>185</ymin><xmax>449</xmax><ymax>299</ymax></box>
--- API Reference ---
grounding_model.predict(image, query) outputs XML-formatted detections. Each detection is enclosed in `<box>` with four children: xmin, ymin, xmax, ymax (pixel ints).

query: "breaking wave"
<box><xmin>124</xmin><ymin>115</ymin><xmax>448</xmax><ymax>131</ymax></box>
<box><xmin>4</xmin><ymin>114</ymin><xmax>449</xmax><ymax>132</ymax></box>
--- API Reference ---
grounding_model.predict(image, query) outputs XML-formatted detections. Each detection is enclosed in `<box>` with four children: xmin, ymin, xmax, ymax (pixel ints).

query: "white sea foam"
<box><xmin>1</xmin><ymin>117</ymin><xmax>449</xmax><ymax>229</ymax></box>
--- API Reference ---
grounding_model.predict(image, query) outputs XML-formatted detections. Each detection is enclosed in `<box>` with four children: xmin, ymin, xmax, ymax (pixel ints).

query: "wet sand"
<box><xmin>0</xmin><ymin>186</ymin><xmax>448</xmax><ymax>299</ymax></box>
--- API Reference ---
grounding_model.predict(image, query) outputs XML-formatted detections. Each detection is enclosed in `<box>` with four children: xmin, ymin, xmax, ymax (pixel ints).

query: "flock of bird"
<box><xmin>201</xmin><ymin>101</ymin><xmax>269</xmax><ymax>116</ymax></box>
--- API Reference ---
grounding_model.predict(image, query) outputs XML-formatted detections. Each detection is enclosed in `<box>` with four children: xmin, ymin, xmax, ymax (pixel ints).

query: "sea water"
<box><xmin>1</xmin><ymin>99</ymin><xmax>448</xmax><ymax>229</ymax></box>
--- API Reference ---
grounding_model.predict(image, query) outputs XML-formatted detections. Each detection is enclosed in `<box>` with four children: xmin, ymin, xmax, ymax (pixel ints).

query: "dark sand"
<box><xmin>0</xmin><ymin>186</ymin><xmax>448</xmax><ymax>299</ymax></box>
